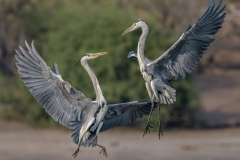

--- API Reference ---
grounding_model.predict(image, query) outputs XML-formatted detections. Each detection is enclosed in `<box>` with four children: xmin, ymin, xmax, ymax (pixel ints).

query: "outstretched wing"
<box><xmin>15</xmin><ymin>40</ymin><xmax>95</xmax><ymax>129</ymax></box>
<box><xmin>100</xmin><ymin>101</ymin><xmax>157</xmax><ymax>132</ymax></box>
<box><xmin>150</xmin><ymin>0</ymin><xmax>226</xmax><ymax>80</ymax></box>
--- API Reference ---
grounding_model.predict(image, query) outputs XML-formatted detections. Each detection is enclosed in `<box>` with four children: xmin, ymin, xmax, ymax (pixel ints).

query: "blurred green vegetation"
<box><xmin>0</xmin><ymin>0</ymin><xmax>200</xmax><ymax>128</ymax></box>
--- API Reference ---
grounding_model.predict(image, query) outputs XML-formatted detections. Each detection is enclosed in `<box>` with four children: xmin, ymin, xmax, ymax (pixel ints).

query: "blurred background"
<box><xmin>0</xmin><ymin>0</ymin><xmax>240</xmax><ymax>159</ymax></box>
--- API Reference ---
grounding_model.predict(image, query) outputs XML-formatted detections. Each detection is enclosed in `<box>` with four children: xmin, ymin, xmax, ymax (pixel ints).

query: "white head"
<box><xmin>76</xmin><ymin>52</ymin><xmax>107</xmax><ymax>65</ymax></box>
<box><xmin>121</xmin><ymin>19</ymin><xmax>148</xmax><ymax>36</ymax></box>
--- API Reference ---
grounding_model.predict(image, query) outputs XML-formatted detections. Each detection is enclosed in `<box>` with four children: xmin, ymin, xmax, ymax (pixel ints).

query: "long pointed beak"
<box><xmin>90</xmin><ymin>52</ymin><xmax>107</xmax><ymax>59</ymax></box>
<box><xmin>121</xmin><ymin>24</ymin><xmax>136</xmax><ymax>36</ymax></box>
<box><xmin>94</xmin><ymin>52</ymin><xmax>107</xmax><ymax>57</ymax></box>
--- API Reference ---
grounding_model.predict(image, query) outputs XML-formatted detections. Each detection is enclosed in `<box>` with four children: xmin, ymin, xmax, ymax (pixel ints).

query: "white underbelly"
<box><xmin>139</xmin><ymin>67</ymin><xmax>151</xmax><ymax>83</ymax></box>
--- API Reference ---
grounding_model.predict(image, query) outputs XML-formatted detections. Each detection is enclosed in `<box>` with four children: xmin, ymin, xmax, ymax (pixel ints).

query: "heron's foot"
<box><xmin>99</xmin><ymin>147</ymin><xmax>107</xmax><ymax>157</ymax></box>
<box><xmin>143</xmin><ymin>122</ymin><xmax>153</xmax><ymax>137</ymax></box>
<box><xmin>97</xmin><ymin>144</ymin><xmax>107</xmax><ymax>157</ymax></box>
<box><xmin>72</xmin><ymin>146</ymin><xmax>80</xmax><ymax>159</ymax></box>
<box><xmin>158</xmin><ymin>123</ymin><xmax>163</xmax><ymax>139</ymax></box>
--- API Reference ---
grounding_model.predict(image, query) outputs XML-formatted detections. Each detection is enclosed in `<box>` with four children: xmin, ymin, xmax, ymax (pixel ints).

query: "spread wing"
<box><xmin>150</xmin><ymin>0</ymin><xmax>226</xmax><ymax>80</ymax></box>
<box><xmin>15</xmin><ymin>40</ymin><xmax>96</xmax><ymax>129</ymax></box>
<box><xmin>100</xmin><ymin>101</ymin><xmax>157</xmax><ymax>132</ymax></box>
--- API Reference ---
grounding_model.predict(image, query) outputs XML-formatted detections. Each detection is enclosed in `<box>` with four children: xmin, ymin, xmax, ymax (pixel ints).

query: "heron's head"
<box><xmin>121</xmin><ymin>19</ymin><xmax>147</xmax><ymax>36</ymax></box>
<box><xmin>76</xmin><ymin>52</ymin><xmax>107</xmax><ymax>65</ymax></box>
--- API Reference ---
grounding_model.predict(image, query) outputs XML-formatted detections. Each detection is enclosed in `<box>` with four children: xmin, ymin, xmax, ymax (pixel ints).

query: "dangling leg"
<box><xmin>96</xmin><ymin>144</ymin><xmax>107</xmax><ymax>157</ymax></box>
<box><xmin>72</xmin><ymin>139</ymin><xmax>82</xmax><ymax>159</ymax></box>
<box><xmin>72</xmin><ymin>136</ymin><xmax>84</xmax><ymax>159</ymax></box>
<box><xmin>157</xmin><ymin>102</ymin><xmax>163</xmax><ymax>139</ymax></box>
<box><xmin>143</xmin><ymin>96</ymin><xmax>155</xmax><ymax>136</ymax></box>
<box><xmin>92</xmin><ymin>140</ymin><xmax>107</xmax><ymax>157</ymax></box>
<box><xmin>72</xmin><ymin>144</ymin><xmax>80</xmax><ymax>159</ymax></box>
<box><xmin>143</xmin><ymin>82</ymin><xmax>155</xmax><ymax>136</ymax></box>
<box><xmin>150</xmin><ymin>80</ymin><xmax>164</xmax><ymax>139</ymax></box>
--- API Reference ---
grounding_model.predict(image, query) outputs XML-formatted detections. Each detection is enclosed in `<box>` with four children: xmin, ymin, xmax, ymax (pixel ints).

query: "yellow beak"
<box><xmin>121</xmin><ymin>24</ymin><xmax>136</xmax><ymax>36</ymax></box>
<box><xmin>89</xmin><ymin>52</ymin><xmax>107</xmax><ymax>58</ymax></box>
<box><xmin>95</xmin><ymin>52</ymin><xmax>107</xmax><ymax>57</ymax></box>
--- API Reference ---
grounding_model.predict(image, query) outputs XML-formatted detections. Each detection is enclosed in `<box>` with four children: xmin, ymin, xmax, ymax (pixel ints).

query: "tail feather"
<box><xmin>165</xmin><ymin>85</ymin><xmax>176</xmax><ymax>95</ymax></box>
<box><xmin>85</xmin><ymin>134</ymin><xmax>98</xmax><ymax>147</ymax></box>
<box><xmin>159</xmin><ymin>84</ymin><xmax>176</xmax><ymax>105</ymax></box>
<box><xmin>69</xmin><ymin>120</ymin><xmax>83</xmax><ymax>144</ymax></box>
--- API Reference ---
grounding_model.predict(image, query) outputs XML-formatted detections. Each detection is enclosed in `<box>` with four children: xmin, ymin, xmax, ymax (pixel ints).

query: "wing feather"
<box><xmin>100</xmin><ymin>101</ymin><xmax>157</xmax><ymax>132</ymax></box>
<box><xmin>150</xmin><ymin>0</ymin><xmax>226</xmax><ymax>80</ymax></box>
<box><xmin>15</xmin><ymin>40</ymin><xmax>94</xmax><ymax>129</ymax></box>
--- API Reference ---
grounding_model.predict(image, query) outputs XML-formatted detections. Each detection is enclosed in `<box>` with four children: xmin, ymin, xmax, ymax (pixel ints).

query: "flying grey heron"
<box><xmin>15</xmin><ymin>40</ymin><xmax>157</xmax><ymax>158</ymax></box>
<box><xmin>122</xmin><ymin>0</ymin><xmax>226</xmax><ymax>138</ymax></box>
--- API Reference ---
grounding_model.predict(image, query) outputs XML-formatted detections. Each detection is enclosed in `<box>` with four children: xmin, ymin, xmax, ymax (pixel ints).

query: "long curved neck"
<box><xmin>81</xmin><ymin>59</ymin><xmax>106</xmax><ymax>106</ymax></box>
<box><xmin>137</xmin><ymin>23</ymin><xmax>149</xmax><ymax>65</ymax></box>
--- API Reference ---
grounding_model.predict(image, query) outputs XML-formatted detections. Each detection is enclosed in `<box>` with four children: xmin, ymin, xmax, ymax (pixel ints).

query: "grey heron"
<box><xmin>15</xmin><ymin>40</ymin><xmax>157</xmax><ymax>158</ymax></box>
<box><xmin>122</xmin><ymin>0</ymin><xmax>226</xmax><ymax>138</ymax></box>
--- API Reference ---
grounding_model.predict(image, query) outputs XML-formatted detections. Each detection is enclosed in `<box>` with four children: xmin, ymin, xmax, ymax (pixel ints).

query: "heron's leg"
<box><xmin>143</xmin><ymin>92</ymin><xmax>155</xmax><ymax>137</ymax></box>
<box><xmin>72</xmin><ymin>137</ymin><xmax>84</xmax><ymax>159</ymax></box>
<box><xmin>92</xmin><ymin>141</ymin><xmax>107</xmax><ymax>157</ymax></box>
<box><xmin>157</xmin><ymin>102</ymin><xmax>163</xmax><ymax>139</ymax></box>
<box><xmin>150</xmin><ymin>80</ymin><xmax>164</xmax><ymax>139</ymax></box>
<box><xmin>72</xmin><ymin>132</ymin><xmax>88</xmax><ymax>158</ymax></box>
<box><xmin>96</xmin><ymin>144</ymin><xmax>107</xmax><ymax>157</ymax></box>
<box><xmin>72</xmin><ymin>145</ymin><xmax>80</xmax><ymax>159</ymax></box>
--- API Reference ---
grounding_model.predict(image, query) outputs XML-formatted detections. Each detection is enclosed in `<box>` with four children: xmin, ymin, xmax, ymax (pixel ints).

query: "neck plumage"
<box><xmin>137</xmin><ymin>23</ymin><xmax>149</xmax><ymax>65</ymax></box>
<box><xmin>81</xmin><ymin>59</ymin><xmax>106</xmax><ymax>106</ymax></box>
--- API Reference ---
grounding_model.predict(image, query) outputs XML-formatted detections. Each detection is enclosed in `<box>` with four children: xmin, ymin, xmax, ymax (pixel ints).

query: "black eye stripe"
<box><xmin>135</xmin><ymin>19</ymin><xmax>142</xmax><ymax>23</ymax></box>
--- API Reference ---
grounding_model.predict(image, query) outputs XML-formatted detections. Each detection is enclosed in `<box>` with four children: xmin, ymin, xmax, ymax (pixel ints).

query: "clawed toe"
<box><xmin>99</xmin><ymin>147</ymin><xmax>107</xmax><ymax>157</ymax></box>
<box><xmin>143</xmin><ymin>123</ymin><xmax>153</xmax><ymax>137</ymax></box>
<box><xmin>72</xmin><ymin>148</ymin><xmax>80</xmax><ymax>159</ymax></box>
<box><xmin>158</xmin><ymin>124</ymin><xmax>163</xmax><ymax>139</ymax></box>
<box><xmin>96</xmin><ymin>144</ymin><xmax>107</xmax><ymax>157</ymax></box>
